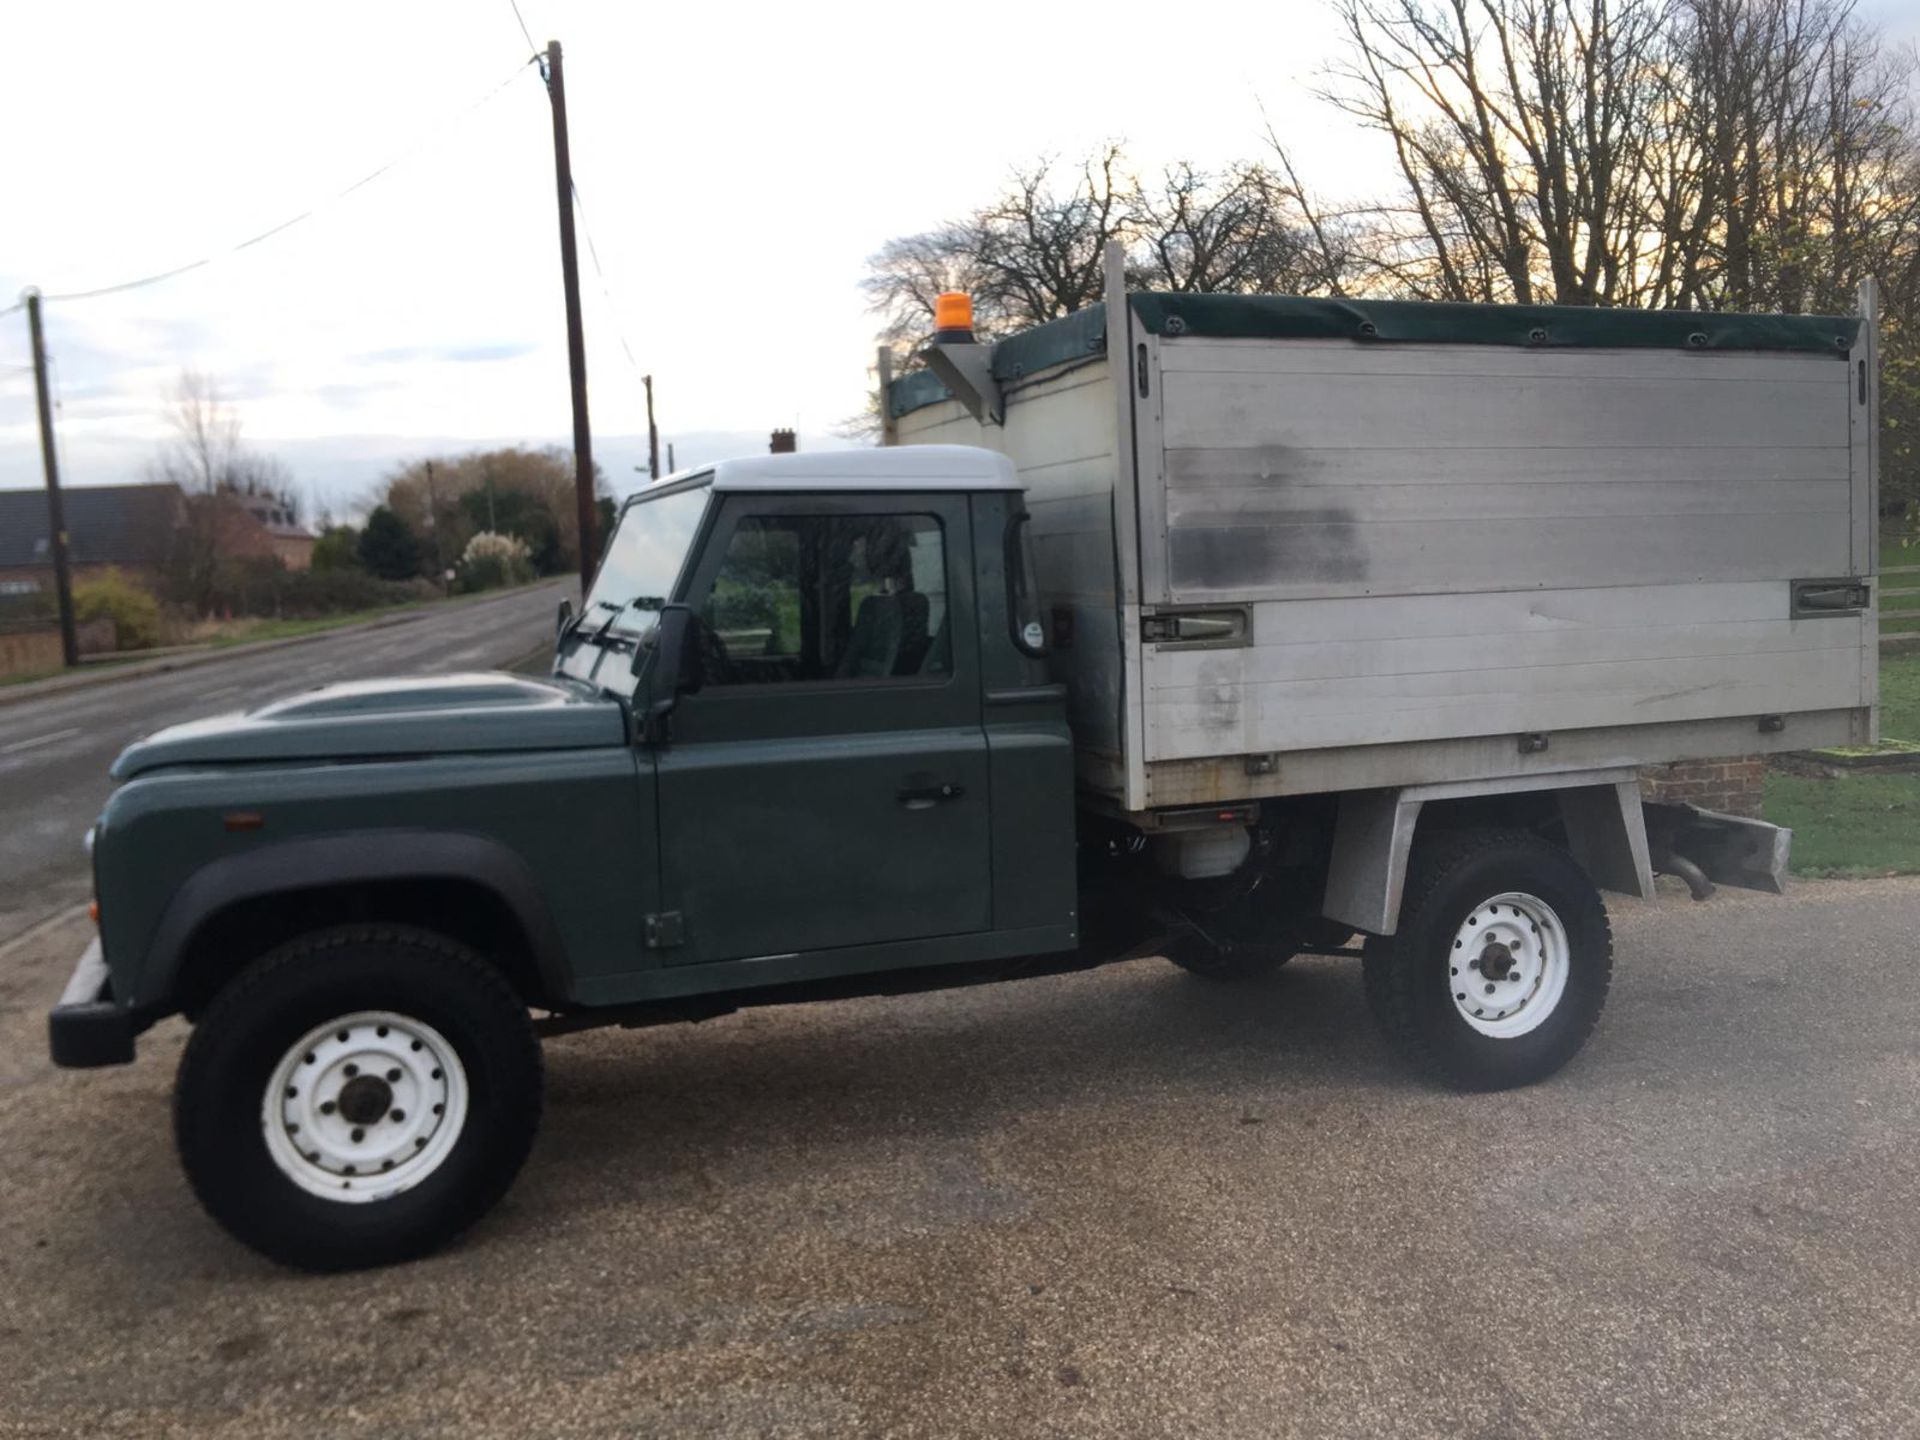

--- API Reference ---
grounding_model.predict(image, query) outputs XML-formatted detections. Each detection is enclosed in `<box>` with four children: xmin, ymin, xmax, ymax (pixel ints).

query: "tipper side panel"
<box><xmin>1140</xmin><ymin>338</ymin><xmax>1872</xmax><ymax>771</ymax></box>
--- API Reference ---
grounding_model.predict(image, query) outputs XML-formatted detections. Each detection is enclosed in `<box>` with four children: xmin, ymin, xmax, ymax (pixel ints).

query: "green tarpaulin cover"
<box><xmin>887</xmin><ymin>293</ymin><xmax>1859</xmax><ymax>418</ymax></box>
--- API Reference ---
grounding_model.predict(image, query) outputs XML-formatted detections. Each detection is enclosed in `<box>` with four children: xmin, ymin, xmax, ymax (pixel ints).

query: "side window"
<box><xmin>700</xmin><ymin>513</ymin><xmax>950</xmax><ymax>685</ymax></box>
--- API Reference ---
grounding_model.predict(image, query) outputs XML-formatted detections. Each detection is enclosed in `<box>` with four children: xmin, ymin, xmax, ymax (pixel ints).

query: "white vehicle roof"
<box><xmin>690</xmin><ymin>445</ymin><xmax>1020</xmax><ymax>493</ymax></box>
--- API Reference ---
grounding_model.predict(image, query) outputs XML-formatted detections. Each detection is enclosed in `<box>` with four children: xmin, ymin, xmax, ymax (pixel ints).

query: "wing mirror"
<box><xmin>554</xmin><ymin>598</ymin><xmax>574</xmax><ymax>639</ymax></box>
<box><xmin>635</xmin><ymin>604</ymin><xmax>705</xmax><ymax>738</ymax></box>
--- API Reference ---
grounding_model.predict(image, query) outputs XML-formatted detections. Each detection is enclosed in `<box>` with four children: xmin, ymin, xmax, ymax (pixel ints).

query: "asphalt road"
<box><xmin>0</xmin><ymin>583</ymin><xmax>567</xmax><ymax>946</ymax></box>
<box><xmin>3</xmin><ymin>878</ymin><xmax>1918</xmax><ymax>1438</ymax></box>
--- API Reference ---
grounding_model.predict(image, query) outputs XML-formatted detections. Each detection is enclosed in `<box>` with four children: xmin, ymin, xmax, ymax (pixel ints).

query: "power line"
<box><xmin>512</xmin><ymin>15</ymin><xmax>646</xmax><ymax>396</ymax></box>
<box><xmin>19</xmin><ymin>58</ymin><xmax>538</xmax><ymax>310</ymax></box>
<box><xmin>506</xmin><ymin>0</ymin><xmax>539</xmax><ymax>56</ymax></box>
<box><xmin>568</xmin><ymin>178</ymin><xmax>642</xmax><ymax>375</ymax></box>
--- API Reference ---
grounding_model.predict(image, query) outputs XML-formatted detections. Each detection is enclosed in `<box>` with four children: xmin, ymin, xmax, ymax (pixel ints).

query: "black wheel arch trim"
<box><xmin>137</xmin><ymin>830</ymin><xmax>574</xmax><ymax>1011</ymax></box>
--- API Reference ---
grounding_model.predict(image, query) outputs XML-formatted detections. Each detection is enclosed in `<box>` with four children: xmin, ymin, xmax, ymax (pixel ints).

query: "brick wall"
<box><xmin>1639</xmin><ymin>756</ymin><xmax>1766</xmax><ymax>817</ymax></box>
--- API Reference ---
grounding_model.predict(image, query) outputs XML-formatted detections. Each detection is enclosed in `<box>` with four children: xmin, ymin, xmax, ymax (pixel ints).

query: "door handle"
<box><xmin>897</xmin><ymin>782</ymin><xmax>965</xmax><ymax>810</ymax></box>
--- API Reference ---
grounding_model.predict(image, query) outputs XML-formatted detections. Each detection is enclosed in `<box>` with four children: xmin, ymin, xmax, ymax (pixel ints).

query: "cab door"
<box><xmin>650</xmin><ymin>491</ymin><xmax>991</xmax><ymax>965</ymax></box>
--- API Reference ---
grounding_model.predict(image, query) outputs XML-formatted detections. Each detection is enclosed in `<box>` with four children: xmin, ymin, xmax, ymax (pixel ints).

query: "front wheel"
<box><xmin>1362</xmin><ymin>830</ymin><xmax>1612</xmax><ymax>1091</ymax></box>
<box><xmin>175</xmin><ymin>926</ymin><xmax>543</xmax><ymax>1271</ymax></box>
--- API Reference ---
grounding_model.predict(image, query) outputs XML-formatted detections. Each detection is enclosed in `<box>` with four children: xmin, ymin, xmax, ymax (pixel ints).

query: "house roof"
<box><xmin>237</xmin><ymin>492</ymin><xmax>313</xmax><ymax>540</ymax></box>
<box><xmin>0</xmin><ymin>483</ymin><xmax>185</xmax><ymax>569</ymax></box>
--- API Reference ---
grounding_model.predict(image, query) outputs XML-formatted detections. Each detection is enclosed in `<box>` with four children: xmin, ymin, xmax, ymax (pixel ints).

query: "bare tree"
<box><xmin>863</xmin><ymin>145</ymin><xmax>1138</xmax><ymax>357</ymax></box>
<box><xmin>150</xmin><ymin>370</ymin><xmax>244</xmax><ymax>494</ymax></box>
<box><xmin>1323</xmin><ymin>0</ymin><xmax>1918</xmax><ymax>512</ymax></box>
<box><xmin>148</xmin><ymin>370</ymin><xmax>304</xmax><ymax>610</ymax></box>
<box><xmin>1322</xmin><ymin>0</ymin><xmax>1668</xmax><ymax>305</ymax></box>
<box><xmin>381</xmin><ymin>446</ymin><xmax>610</xmax><ymax>577</ymax></box>
<box><xmin>863</xmin><ymin>143</ymin><xmax>1357</xmax><ymax>370</ymax></box>
<box><xmin>1131</xmin><ymin>161</ymin><xmax>1321</xmax><ymax>293</ymax></box>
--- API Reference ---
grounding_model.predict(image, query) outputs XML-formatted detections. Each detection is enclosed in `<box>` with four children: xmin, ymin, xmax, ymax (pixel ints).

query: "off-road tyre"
<box><xmin>175</xmin><ymin>926</ymin><xmax>542</xmax><ymax>1272</ymax></box>
<box><xmin>1362</xmin><ymin>830</ymin><xmax>1611</xmax><ymax>1091</ymax></box>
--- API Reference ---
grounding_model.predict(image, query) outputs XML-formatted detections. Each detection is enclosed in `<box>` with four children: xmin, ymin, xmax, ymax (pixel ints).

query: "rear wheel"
<box><xmin>1362</xmin><ymin>830</ymin><xmax>1611</xmax><ymax>1090</ymax></box>
<box><xmin>175</xmin><ymin>926</ymin><xmax>542</xmax><ymax>1271</ymax></box>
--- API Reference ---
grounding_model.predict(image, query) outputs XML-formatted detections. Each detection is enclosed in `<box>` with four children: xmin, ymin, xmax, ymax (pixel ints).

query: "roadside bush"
<box><xmin>203</xmin><ymin>555</ymin><xmax>430</xmax><ymax>620</ymax></box>
<box><xmin>73</xmin><ymin>568</ymin><xmax>164</xmax><ymax>651</ymax></box>
<box><xmin>358</xmin><ymin>506</ymin><xmax>423</xmax><ymax>580</ymax></box>
<box><xmin>458</xmin><ymin>531</ymin><xmax>534</xmax><ymax>593</ymax></box>
<box><xmin>310</xmin><ymin>525</ymin><xmax>362</xmax><ymax>572</ymax></box>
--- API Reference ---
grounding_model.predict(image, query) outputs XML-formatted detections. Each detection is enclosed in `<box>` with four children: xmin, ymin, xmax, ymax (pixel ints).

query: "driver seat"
<box><xmin>837</xmin><ymin>593</ymin><xmax>905</xmax><ymax>678</ymax></box>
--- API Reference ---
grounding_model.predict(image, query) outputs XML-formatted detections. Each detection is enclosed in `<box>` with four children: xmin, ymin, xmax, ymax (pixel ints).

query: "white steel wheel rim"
<box><xmin>262</xmin><ymin>1010</ymin><xmax>469</xmax><ymax>1203</ymax></box>
<box><xmin>1447</xmin><ymin>892</ymin><xmax>1569</xmax><ymax>1039</ymax></box>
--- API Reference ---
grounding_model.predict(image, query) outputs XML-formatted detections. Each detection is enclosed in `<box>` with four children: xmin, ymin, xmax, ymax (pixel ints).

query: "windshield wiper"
<box><xmin>587</xmin><ymin>599</ymin><xmax>636</xmax><ymax>648</ymax></box>
<box><xmin>559</xmin><ymin>597</ymin><xmax>618</xmax><ymax>644</ymax></box>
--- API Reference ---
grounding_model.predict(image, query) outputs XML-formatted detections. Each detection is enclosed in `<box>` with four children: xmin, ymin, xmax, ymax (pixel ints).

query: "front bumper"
<box><xmin>48</xmin><ymin>939</ymin><xmax>138</xmax><ymax>1068</ymax></box>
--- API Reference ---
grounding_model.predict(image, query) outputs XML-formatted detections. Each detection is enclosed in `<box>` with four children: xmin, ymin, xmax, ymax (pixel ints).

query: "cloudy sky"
<box><xmin>2</xmin><ymin>0</ymin><xmax>1915</xmax><ymax>518</ymax></box>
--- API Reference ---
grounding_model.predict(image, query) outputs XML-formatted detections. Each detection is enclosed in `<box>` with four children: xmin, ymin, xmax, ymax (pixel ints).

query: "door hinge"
<box><xmin>644</xmin><ymin>911</ymin><xmax>685</xmax><ymax>949</ymax></box>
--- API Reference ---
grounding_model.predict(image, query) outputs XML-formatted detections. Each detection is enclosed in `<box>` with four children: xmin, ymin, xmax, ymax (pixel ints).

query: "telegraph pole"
<box><xmin>543</xmin><ymin>40</ymin><xmax>596</xmax><ymax>595</ymax></box>
<box><xmin>644</xmin><ymin>374</ymin><xmax>660</xmax><ymax>480</ymax></box>
<box><xmin>25</xmin><ymin>292</ymin><xmax>78</xmax><ymax>668</ymax></box>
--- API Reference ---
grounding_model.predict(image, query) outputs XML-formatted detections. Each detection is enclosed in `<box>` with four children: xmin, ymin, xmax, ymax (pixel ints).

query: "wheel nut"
<box><xmin>344</xmin><ymin>1063</ymin><xmax>359</xmax><ymax>1078</ymax></box>
<box><xmin>386</xmin><ymin>1068</ymin><xmax>401</xmax><ymax>1083</ymax></box>
<box><xmin>390</xmin><ymin>1110</ymin><xmax>406</xmax><ymax>1123</ymax></box>
<box><xmin>320</xmin><ymin>1100</ymin><xmax>336</xmax><ymax>1115</ymax></box>
<box><xmin>1484</xmin><ymin>984</ymin><xmax>1495</xmax><ymax>995</ymax></box>
<box><xmin>350</xmin><ymin>1127</ymin><xmax>365</xmax><ymax>1143</ymax></box>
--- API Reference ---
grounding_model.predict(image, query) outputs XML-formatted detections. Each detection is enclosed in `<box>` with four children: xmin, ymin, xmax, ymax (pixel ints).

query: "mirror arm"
<box><xmin>636</xmin><ymin>604</ymin><xmax>694</xmax><ymax>744</ymax></box>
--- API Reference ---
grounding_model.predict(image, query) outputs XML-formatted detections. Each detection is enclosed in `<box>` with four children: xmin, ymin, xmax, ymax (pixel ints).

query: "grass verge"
<box><xmin>1765</xmin><ymin>653</ymin><xmax>1920</xmax><ymax>876</ymax></box>
<box><xmin>1880</xmin><ymin>651</ymin><xmax>1919</xmax><ymax>740</ymax></box>
<box><xmin>198</xmin><ymin>580</ymin><xmax>553</xmax><ymax>649</ymax></box>
<box><xmin>1766</xmin><ymin>769</ymin><xmax>1920</xmax><ymax>877</ymax></box>
<box><xmin>0</xmin><ymin>654</ymin><xmax>149</xmax><ymax>689</ymax></box>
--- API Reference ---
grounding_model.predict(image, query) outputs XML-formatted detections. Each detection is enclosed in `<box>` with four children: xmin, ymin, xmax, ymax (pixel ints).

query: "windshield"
<box><xmin>581</xmin><ymin>483</ymin><xmax>711</xmax><ymax>637</ymax></box>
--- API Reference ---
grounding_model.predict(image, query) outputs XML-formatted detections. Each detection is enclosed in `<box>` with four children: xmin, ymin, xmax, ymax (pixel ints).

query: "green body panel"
<box><xmin>653</xmin><ymin>727</ymin><xmax>993</xmax><ymax>961</ymax></box>
<box><xmin>95</xmin><ymin>747</ymin><xmax>655</xmax><ymax>1010</ymax></box>
<box><xmin>111</xmin><ymin>674</ymin><xmax>624</xmax><ymax>778</ymax></box>
<box><xmin>92</xmin><ymin>484</ymin><xmax>1078</xmax><ymax>1021</ymax></box>
<box><xmin>885</xmin><ymin>292</ymin><xmax>1859</xmax><ymax>418</ymax></box>
<box><xmin>652</xmin><ymin>490</ymin><xmax>1012</xmax><ymax>964</ymax></box>
<box><xmin>967</xmin><ymin>490</ymin><xmax>1077</xmax><ymax>934</ymax></box>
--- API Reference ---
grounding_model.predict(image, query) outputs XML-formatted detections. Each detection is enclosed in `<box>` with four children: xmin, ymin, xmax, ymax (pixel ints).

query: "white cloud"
<box><xmin>0</xmin><ymin>0</ymin><xmax>1478</xmax><ymax>508</ymax></box>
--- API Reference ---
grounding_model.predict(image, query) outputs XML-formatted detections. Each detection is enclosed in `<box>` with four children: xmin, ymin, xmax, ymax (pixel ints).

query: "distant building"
<box><xmin>231</xmin><ymin>492</ymin><xmax>316</xmax><ymax>571</ymax></box>
<box><xmin>0</xmin><ymin>483</ymin><xmax>187</xmax><ymax>595</ymax></box>
<box><xmin>0</xmin><ymin>481</ymin><xmax>316</xmax><ymax>597</ymax></box>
